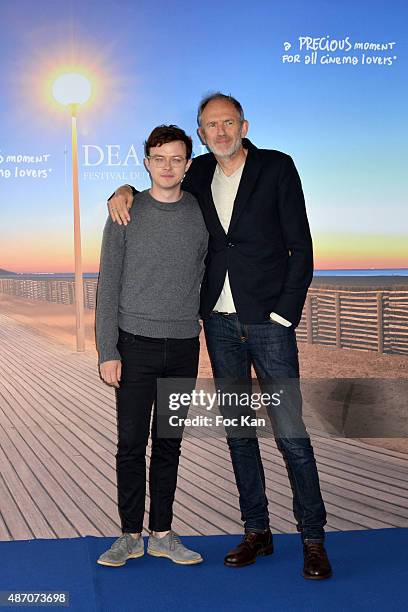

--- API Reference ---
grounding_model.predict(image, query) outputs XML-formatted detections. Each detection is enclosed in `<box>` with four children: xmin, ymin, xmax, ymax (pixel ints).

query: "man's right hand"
<box><xmin>99</xmin><ymin>360</ymin><xmax>122</xmax><ymax>388</ymax></box>
<box><xmin>108</xmin><ymin>185</ymin><xmax>134</xmax><ymax>225</ymax></box>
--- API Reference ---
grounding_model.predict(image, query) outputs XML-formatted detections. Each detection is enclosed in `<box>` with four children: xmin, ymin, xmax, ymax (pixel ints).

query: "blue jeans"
<box><xmin>203</xmin><ymin>313</ymin><xmax>327</xmax><ymax>542</ymax></box>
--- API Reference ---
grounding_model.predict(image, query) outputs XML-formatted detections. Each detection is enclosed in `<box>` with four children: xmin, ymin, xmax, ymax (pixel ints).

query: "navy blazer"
<box><xmin>181</xmin><ymin>138</ymin><xmax>313</xmax><ymax>328</ymax></box>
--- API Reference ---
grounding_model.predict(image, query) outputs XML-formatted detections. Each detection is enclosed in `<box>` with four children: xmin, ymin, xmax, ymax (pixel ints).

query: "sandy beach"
<box><xmin>1</xmin><ymin>293</ymin><xmax>407</xmax><ymax>453</ymax></box>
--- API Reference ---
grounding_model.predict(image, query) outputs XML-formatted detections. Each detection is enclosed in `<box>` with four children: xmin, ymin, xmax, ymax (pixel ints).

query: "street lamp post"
<box><xmin>52</xmin><ymin>73</ymin><xmax>91</xmax><ymax>352</ymax></box>
<box><xmin>70</xmin><ymin>102</ymin><xmax>85</xmax><ymax>351</ymax></box>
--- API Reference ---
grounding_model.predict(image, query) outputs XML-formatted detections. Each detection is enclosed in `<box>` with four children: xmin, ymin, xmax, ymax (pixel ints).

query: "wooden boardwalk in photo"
<box><xmin>0</xmin><ymin>312</ymin><xmax>407</xmax><ymax>541</ymax></box>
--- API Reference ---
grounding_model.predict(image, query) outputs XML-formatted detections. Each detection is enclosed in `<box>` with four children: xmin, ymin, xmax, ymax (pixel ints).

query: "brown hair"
<box><xmin>144</xmin><ymin>125</ymin><xmax>193</xmax><ymax>159</ymax></box>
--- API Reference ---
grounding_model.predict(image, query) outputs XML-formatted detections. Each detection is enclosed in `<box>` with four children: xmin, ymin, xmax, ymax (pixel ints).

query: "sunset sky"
<box><xmin>1</xmin><ymin>0</ymin><xmax>407</xmax><ymax>273</ymax></box>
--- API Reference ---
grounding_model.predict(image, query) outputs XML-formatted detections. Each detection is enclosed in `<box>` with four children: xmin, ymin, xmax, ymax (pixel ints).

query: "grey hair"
<box><xmin>197</xmin><ymin>92</ymin><xmax>245</xmax><ymax>126</ymax></box>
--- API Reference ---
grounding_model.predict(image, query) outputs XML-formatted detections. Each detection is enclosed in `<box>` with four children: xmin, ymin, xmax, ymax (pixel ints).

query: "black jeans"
<box><xmin>203</xmin><ymin>313</ymin><xmax>327</xmax><ymax>542</ymax></box>
<box><xmin>115</xmin><ymin>329</ymin><xmax>200</xmax><ymax>533</ymax></box>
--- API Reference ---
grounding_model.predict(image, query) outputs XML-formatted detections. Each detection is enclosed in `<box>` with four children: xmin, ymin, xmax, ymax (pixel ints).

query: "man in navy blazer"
<box><xmin>182</xmin><ymin>135</ymin><xmax>313</xmax><ymax>327</ymax></box>
<box><xmin>107</xmin><ymin>93</ymin><xmax>332</xmax><ymax>579</ymax></box>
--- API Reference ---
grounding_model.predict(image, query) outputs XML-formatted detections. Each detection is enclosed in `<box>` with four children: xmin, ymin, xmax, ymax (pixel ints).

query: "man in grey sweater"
<box><xmin>96</xmin><ymin>125</ymin><xmax>207</xmax><ymax>567</ymax></box>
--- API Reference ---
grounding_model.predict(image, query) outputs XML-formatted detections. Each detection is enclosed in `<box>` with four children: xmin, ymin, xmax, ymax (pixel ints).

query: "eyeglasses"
<box><xmin>147</xmin><ymin>155</ymin><xmax>186</xmax><ymax>168</ymax></box>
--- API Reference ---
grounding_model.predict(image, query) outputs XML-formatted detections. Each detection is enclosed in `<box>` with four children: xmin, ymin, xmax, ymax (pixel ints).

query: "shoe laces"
<box><xmin>304</xmin><ymin>542</ymin><xmax>323</xmax><ymax>558</ymax></box>
<box><xmin>112</xmin><ymin>534</ymin><xmax>133</xmax><ymax>553</ymax></box>
<box><xmin>244</xmin><ymin>532</ymin><xmax>259</xmax><ymax>542</ymax></box>
<box><xmin>243</xmin><ymin>531</ymin><xmax>268</xmax><ymax>546</ymax></box>
<box><xmin>169</xmin><ymin>531</ymin><xmax>182</xmax><ymax>551</ymax></box>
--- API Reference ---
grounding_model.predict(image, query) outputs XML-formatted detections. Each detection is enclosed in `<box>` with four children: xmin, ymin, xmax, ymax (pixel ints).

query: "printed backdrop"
<box><xmin>0</xmin><ymin>0</ymin><xmax>407</xmax><ymax>542</ymax></box>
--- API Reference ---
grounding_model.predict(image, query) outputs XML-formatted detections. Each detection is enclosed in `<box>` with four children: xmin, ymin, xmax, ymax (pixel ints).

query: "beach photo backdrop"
<box><xmin>0</xmin><ymin>0</ymin><xmax>407</xmax><ymax>541</ymax></box>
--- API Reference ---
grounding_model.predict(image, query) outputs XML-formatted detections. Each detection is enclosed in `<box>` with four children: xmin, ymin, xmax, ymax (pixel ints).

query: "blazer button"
<box><xmin>227</xmin><ymin>242</ymin><xmax>235</xmax><ymax>248</ymax></box>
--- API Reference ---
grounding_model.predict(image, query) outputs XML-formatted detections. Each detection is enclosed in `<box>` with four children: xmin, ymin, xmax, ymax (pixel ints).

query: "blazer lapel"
<box><xmin>201</xmin><ymin>163</ymin><xmax>227</xmax><ymax>240</ymax></box>
<box><xmin>228</xmin><ymin>140</ymin><xmax>261</xmax><ymax>235</ymax></box>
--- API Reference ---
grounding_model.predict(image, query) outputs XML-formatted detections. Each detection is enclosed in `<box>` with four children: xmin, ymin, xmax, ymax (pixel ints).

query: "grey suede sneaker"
<box><xmin>97</xmin><ymin>534</ymin><xmax>144</xmax><ymax>567</ymax></box>
<box><xmin>147</xmin><ymin>531</ymin><xmax>203</xmax><ymax>565</ymax></box>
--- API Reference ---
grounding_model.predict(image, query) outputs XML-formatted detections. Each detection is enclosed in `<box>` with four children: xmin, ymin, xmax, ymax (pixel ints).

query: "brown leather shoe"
<box><xmin>224</xmin><ymin>530</ymin><xmax>273</xmax><ymax>567</ymax></box>
<box><xmin>302</xmin><ymin>541</ymin><xmax>332</xmax><ymax>579</ymax></box>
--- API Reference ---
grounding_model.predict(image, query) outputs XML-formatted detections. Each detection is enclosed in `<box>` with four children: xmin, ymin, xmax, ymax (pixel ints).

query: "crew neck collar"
<box><xmin>146</xmin><ymin>189</ymin><xmax>186</xmax><ymax>210</ymax></box>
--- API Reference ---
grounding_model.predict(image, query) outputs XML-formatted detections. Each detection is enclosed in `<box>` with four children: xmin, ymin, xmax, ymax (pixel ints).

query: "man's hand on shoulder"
<box><xmin>107</xmin><ymin>185</ymin><xmax>134</xmax><ymax>226</ymax></box>
<box><xmin>99</xmin><ymin>360</ymin><xmax>122</xmax><ymax>388</ymax></box>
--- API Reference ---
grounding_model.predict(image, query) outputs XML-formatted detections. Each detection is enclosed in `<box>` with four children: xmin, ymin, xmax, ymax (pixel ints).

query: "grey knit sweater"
<box><xmin>96</xmin><ymin>189</ymin><xmax>208</xmax><ymax>364</ymax></box>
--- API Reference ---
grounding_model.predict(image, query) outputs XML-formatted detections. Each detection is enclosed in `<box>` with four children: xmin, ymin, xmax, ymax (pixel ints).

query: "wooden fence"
<box><xmin>0</xmin><ymin>278</ymin><xmax>97</xmax><ymax>310</ymax></box>
<box><xmin>1</xmin><ymin>278</ymin><xmax>408</xmax><ymax>355</ymax></box>
<box><xmin>296</xmin><ymin>287</ymin><xmax>408</xmax><ymax>355</ymax></box>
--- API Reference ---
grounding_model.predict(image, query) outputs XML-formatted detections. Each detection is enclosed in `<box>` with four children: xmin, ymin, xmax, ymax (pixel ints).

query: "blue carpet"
<box><xmin>0</xmin><ymin>537</ymin><xmax>98</xmax><ymax>611</ymax></box>
<box><xmin>0</xmin><ymin>529</ymin><xmax>407</xmax><ymax>611</ymax></box>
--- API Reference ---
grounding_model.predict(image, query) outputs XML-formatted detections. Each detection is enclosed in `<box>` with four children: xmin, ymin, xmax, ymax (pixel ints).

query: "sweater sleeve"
<box><xmin>95</xmin><ymin>217</ymin><xmax>126</xmax><ymax>364</ymax></box>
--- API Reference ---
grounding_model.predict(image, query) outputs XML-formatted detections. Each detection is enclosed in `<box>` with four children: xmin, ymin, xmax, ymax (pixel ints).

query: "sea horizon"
<box><xmin>1</xmin><ymin>268</ymin><xmax>408</xmax><ymax>280</ymax></box>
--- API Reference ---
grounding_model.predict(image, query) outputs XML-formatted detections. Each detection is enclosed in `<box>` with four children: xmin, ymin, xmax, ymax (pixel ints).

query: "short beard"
<box><xmin>207</xmin><ymin>135</ymin><xmax>242</xmax><ymax>159</ymax></box>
